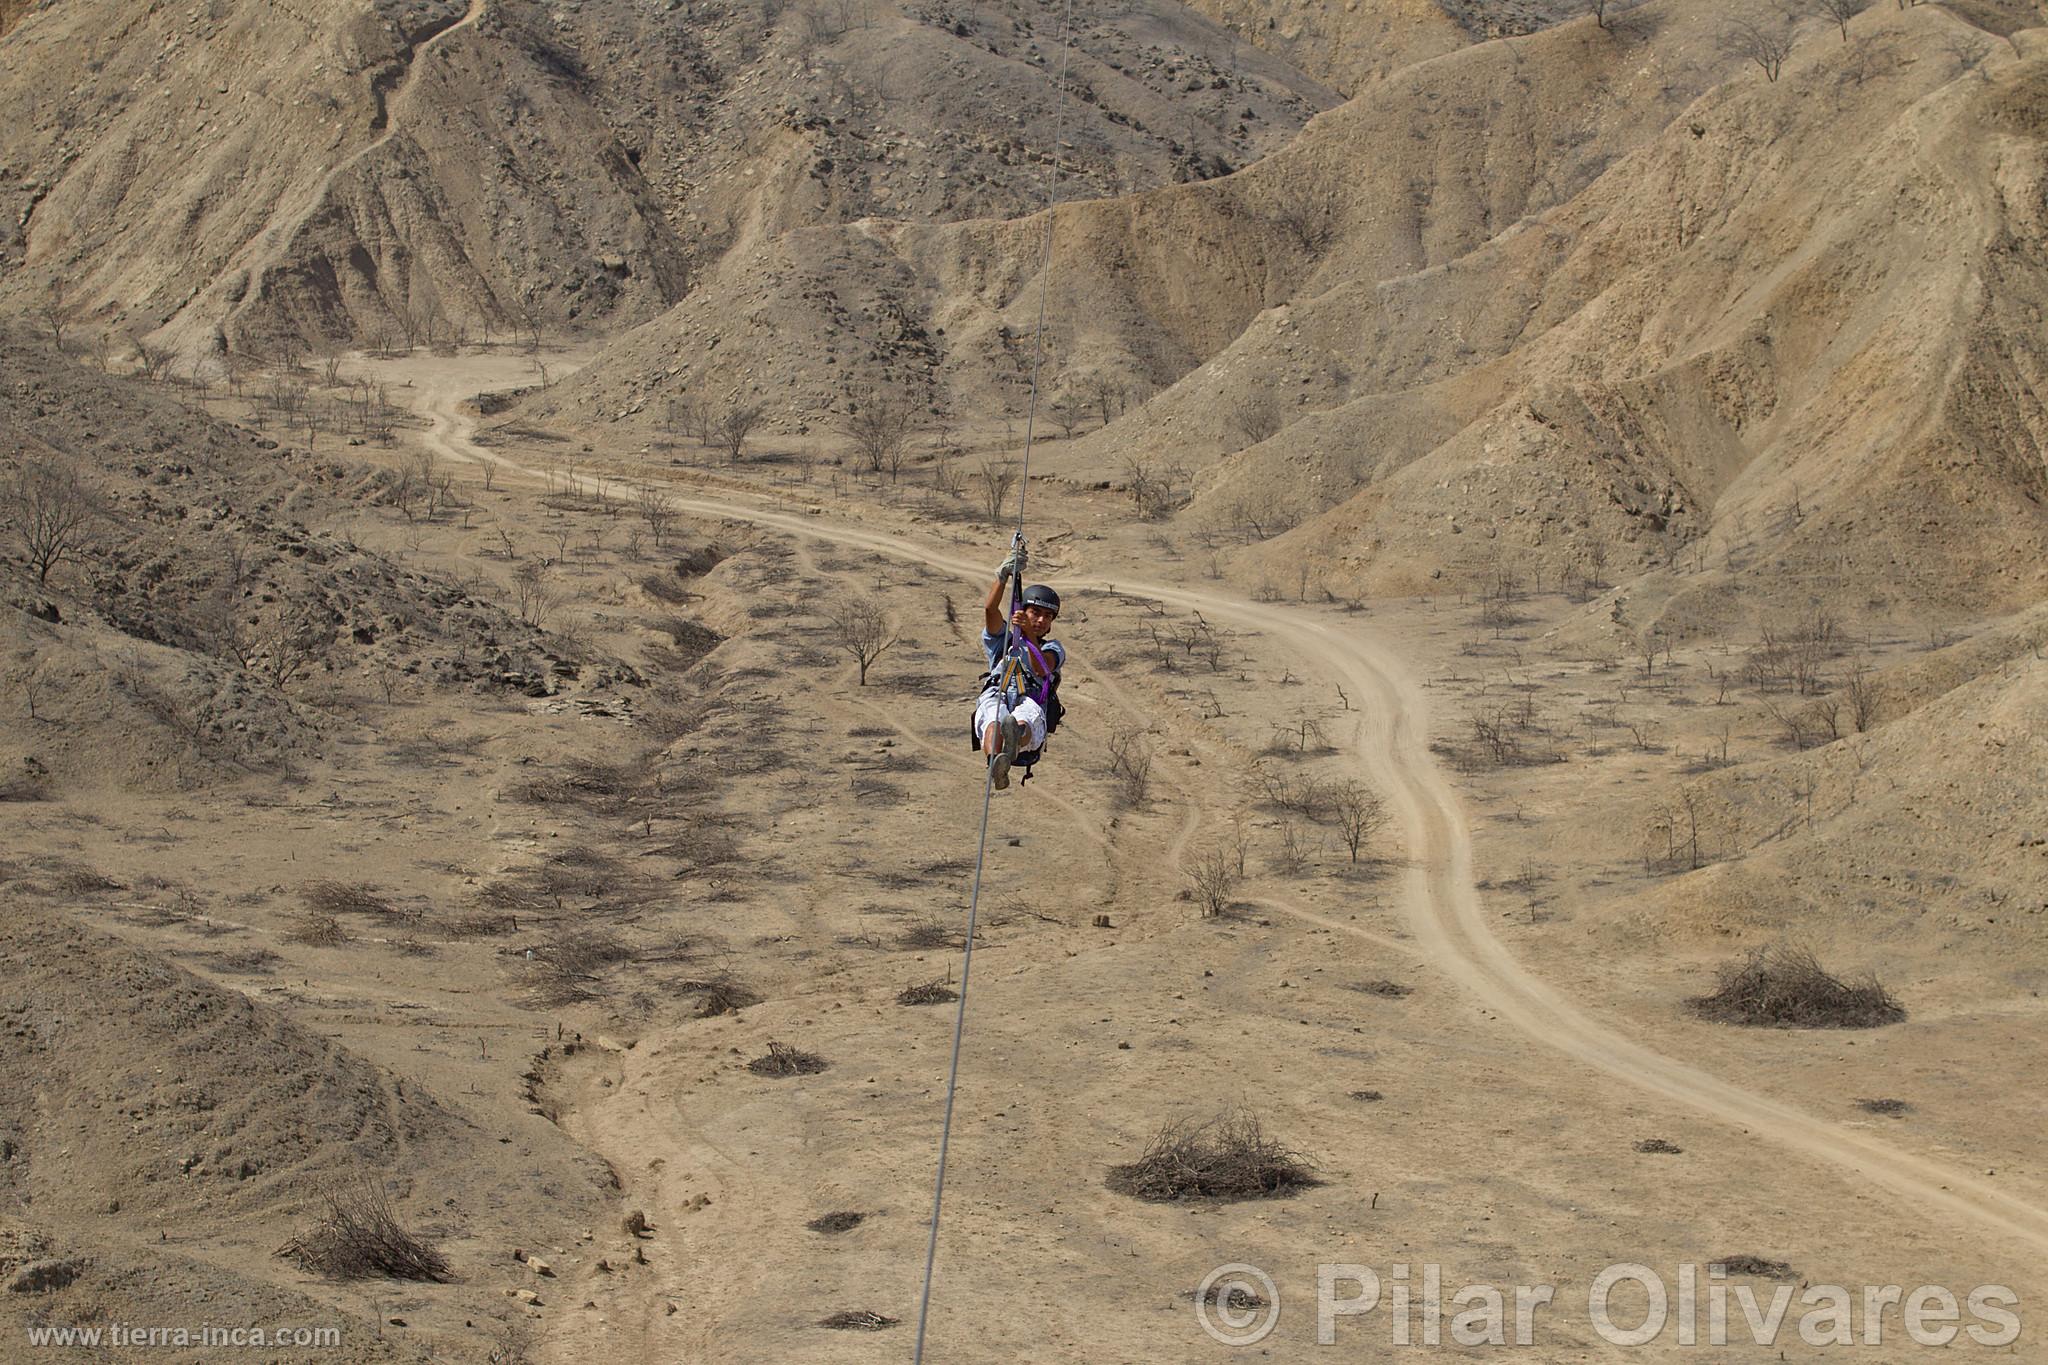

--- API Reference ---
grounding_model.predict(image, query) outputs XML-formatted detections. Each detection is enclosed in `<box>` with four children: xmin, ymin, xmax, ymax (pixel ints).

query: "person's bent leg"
<box><xmin>974</xmin><ymin>689</ymin><xmax>1005</xmax><ymax>756</ymax></box>
<box><xmin>1012</xmin><ymin>698</ymin><xmax>1047</xmax><ymax>751</ymax></box>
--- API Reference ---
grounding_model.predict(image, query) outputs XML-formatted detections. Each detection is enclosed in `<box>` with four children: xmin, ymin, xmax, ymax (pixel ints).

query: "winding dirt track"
<box><xmin>414</xmin><ymin>375</ymin><xmax>2048</xmax><ymax>1268</ymax></box>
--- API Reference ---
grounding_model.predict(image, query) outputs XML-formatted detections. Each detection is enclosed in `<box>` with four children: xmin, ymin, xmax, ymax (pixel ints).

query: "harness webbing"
<box><xmin>911</xmin><ymin>0</ymin><xmax>1078</xmax><ymax>1357</ymax></box>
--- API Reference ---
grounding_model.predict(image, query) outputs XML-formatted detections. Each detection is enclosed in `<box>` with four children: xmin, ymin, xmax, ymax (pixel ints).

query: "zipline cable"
<box><xmin>911</xmin><ymin>1</ymin><xmax>1079</xmax><ymax>1359</ymax></box>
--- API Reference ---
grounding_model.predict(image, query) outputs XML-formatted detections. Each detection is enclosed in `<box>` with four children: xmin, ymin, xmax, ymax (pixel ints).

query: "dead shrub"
<box><xmin>530</xmin><ymin>929</ymin><xmax>633</xmax><ymax>1002</ymax></box>
<box><xmin>1346</xmin><ymin>979</ymin><xmax>1412</xmax><ymax>999</ymax></box>
<box><xmin>1634</xmin><ymin>1138</ymin><xmax>1683</xmax><ymax>1155</ymax></box>
<box><xmin>53</xmin><ymin>868</ymin><xmax>122</xmax><ymax>896</ymax></box>
<box><xmin>286</xmin><ymin>913</ymin><xmax>349</xmax><ymax>946</ymax></box>
<box><xmin>508</xmin><ymin>763</ymin><xmax>631</xmax><ymax>808</ymax></box>
<box><xmin>639</xmin><ymin>571</ymin><xmax>694</xmax><ymax>606</ymax></box>
<box><xmin>896</xmin><ymin>978</ymin><xmax>958</xmax><ymax>1006</ymax></box>
<box><xmin>1689</xmin><ymin>946</ymin><xmax>1904</xmax><ymax>1029</ymax></box>
<box><xmin>686</xmin><ymin>976</ymin><xmax>761</xmax><ymax>1017</ymax></box>
<box><xmin>896</xmin><ymin>919</ymin><xmax>960</xmax><ymax>950</ymax></box>
<box><xmin>302</xmin><ymin>880</ymin><xmax>395</xmax><ymax>917</ymax></box>
<box><xmin>447</xmin><ymin>910</ymin><xmax>517</xmax><ymax>938</ymax></box>
<box><xmin>1106</xmin><ymin>1109</ymin><xmax>1318</xmax><ymax>1203</ymax></box>
<box><xmin>1856</xmin><ymin>1097</ymin><xmax>1912</xmax><ymax>1117</ymax></box>
<box><xmin>277</xmin><ymin>1179</ymin><xmax>451</xmax><ymax>1282</ymax></box>
<box><xmin>0</xmin><ymin>774</ymin><xmax>50</xmax><ymax>802</ymax></box>
<box><xmin>1184</xmin><ymin>848</ymin><xmax>1240</xmax><ymax>918</ymax></box>
<box><xmin>807</xmin><ymin>1210</ymin><xmax>865</xmax><ymax>1234</ymax></box>
<box><xmin>1711</xmin><ymin>1255</ymin><xmax>1796</xmax><ymax>1280</ymax></box>
<box><xmin>1105</xmin><ymin>720</ymin><xmax>1154</xmax><ymax>809</ymax></box>
<box><xmin>748</xmin><ymin>1040</ymin><xmax>828</xmax><ymax>1077</ymax></box>
<box><xmin>820</xmin><ymin>1310</ymin><xmax>897</xmax><ymax>1330</ymax></box>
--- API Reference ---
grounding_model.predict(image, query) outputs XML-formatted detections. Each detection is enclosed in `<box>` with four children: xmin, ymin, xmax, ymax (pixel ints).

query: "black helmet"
<box><xmin>1020</xmin><ymin>584</ymin><xmax>1061</xmax><ymax>616</ymax></box>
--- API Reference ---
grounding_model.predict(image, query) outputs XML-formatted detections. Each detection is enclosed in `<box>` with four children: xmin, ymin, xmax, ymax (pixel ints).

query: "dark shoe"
<box><xmin>989</xmin><ymin>752</ymin><xmax>1012</xmax><ymax>790</ymax></box>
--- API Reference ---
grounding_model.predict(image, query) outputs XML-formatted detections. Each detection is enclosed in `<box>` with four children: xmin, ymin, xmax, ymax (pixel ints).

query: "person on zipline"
<box><xmin>976</xmin><ymin>543</ymin><xmax>1064</xmax><ymax>790</ymax></box>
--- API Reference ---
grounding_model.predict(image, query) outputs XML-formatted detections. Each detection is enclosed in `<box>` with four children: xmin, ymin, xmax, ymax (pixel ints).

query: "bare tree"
<box><xmin>1049</xmin><ymin>389</ymin><xmax>1089</xmax><ymax>439</ymax></box>
<box><xmin>837</xmin><ymin>388</ymin><xmax>916</xmax><ymax>478</ymax></box>
<box><xmin>1328</xmin><ymin>779</ymin><xmax>1388</xmax><ymax>864</ymax></box>
<box><xmin>38</xmin><ymin>281</ymin><xmax>72</xmax><ymax>353</ymax></box>
<box><xmin>667</xmin><ymin>396</ymin><xmax>706</xmax><ymax>449</ymax></box>
<box><xmin>5</xmin><ymin>460</ymin><xmax>96</xmax><ymax>585</ymax></box>
<box><xmin>715</xmin><ymin>401</ymin><xmax>766</xmax><ymax>464</ymax></box>
<box><xmin>977</xmin><ymin>460</ymin><xmax>1018</xmax><ymax>526</ymax></box>
<box><xmin>511</xmin><ymin>559</ymin><xmax>563</xmax><ymax>629</ymax></box>
<box><xmin>1811</xmin><ymin>0</ymin><xmax>1864</xmax><ymax>38</ymax></box>
<box><xmin>1586</xmin><ymin>0</ymin><xmax>1647</xmax><ymax>28</ymax></box>
<box><xmin>131</xmin><ymin>334</ymin><xmax>177</xmax><ymax>382</ymax></box>
<box><xmin>838</xmin><ymin>592</ymin><xmax>898</xmax><ymax>685</ymax></box>
<box><xmin>1105</xmin><ymin>719</ymin><xmax>1153</xmax><ymax>808</ymax></box>
<box><xmin>1087</xmin><ymin>375</ymin><xmax>1126</xmax><ymax>429</ymax></box>
<box><xmin>1843</xmin><ymin>659</ymin><xmax>1880</xmax><ymax>732</ymax></box>
<box><xmin>798</xmin><ymin>0</ymin><xmax>843</xmax><ymax>45</ymax></box>
<box><xmin>1723</xmin><ymin>16</ymin><xmax>1794</xmax><ymax>81</ymax></box>
<box><xmin>256</xmin><ymin>598</ymin><xmax>332</xmax><ymax>691</ymax></box>
<box><xmin>637</xmin><ymin>486</ymin><xmax>678</xmax><ymax>548</ymax></box>
<box><xmin>1185</xmin><ymin>847</ymin><xmax>1240</xmax><ymax>917</ymax></box>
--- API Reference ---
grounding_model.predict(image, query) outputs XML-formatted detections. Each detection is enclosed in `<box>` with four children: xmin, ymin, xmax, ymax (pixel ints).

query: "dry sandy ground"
<box><xmin>5</xmin><ymin>342</ymin><xmax>2036</xmax><ymax>1361</ymax></box>
<box><xmin>320</xmin><ymin>350</ymin><xmax>2045</xmax><ymax>1361</ymax></box>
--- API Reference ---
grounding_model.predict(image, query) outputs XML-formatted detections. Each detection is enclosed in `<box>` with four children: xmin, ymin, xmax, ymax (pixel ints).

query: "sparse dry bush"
<box><xmin>0</xmin><ymin>770</ymin><xmax>49</xmax><ymax>802</ymax></box>
<box><xmin>748</xmin><ymin>1040</ymin><xmax>828</xmax><ymax>1076</ymax></box>
<box><xmin>1105</xmin><ymin>720</ymin><xmax>1153</xmax><ymax>809</ymax></box>
<box><xmin>447</xmin><ymin>910</ymin><xmax>517</xmax><ymax>938</ymax></box>
<box><xmin>1712</xmin><ymin>1255</ymin><xmax>1796</xmax><ymax>1280</ymax></box>
<box><xmin>1260</xmin><ymin>769</ymin><xmax>1333</xmax><ymax>820</ymax></box>
<box><xmin>897</xmin><ymin>919</ymin><xmax>960</xmax><ymax>950</ymax></box>
<box><xmin>302</xmin><ymin>881</ymin><xmax>396</xmax><ymax>918</ymax></box>
<box><xmin>1689</xmin><ymin>947</ymin><xmax>1904</xmax><ymax>1029</ymax></box>
<box><xmin>686</xmin><ymin>976</ymin><xmax>761</xmax><ymax>1017</ymax></box>
<box><xmin>896</xmin><ymin>978</ymin><xmax>959</xmax><ymax>1005</ymax></box>
<box><xmin>807</xmin><ymin>1210</ymin><xmax>865</xmax><ymax>1233</ymax></box>
<box><xmin>52</xmin><ymin>867</ymin><xmax>121</xmax><ymax>896</ymax></box>
<box><xmin>277</xmin><ymin>1178</ymin><xmax>451</xmax><ymax>1282</ymax></box>
<box><xmin>286</xmin><ymin>913</ymin><xmax>350</xmax><ymax>946</ymax></box>
<box><xmin>1228</xmin><ymin>391</ymin><xmax>1280</xmax><ymax>446</ymax></box>
<box><xmin>1107</xmin><ymin>1109</ymin><xmax>1318</xmax><ymax>1202</ymax></box>
<box><xmin>507</xmin><ymin>763</ymin><xmax>631</xmax><ymax>809</ymax></box>
<box><xmin>653</xmin><ymin>817</ymin><xmax>743</xmax><ymax>868</ymax></box>
<box><xmin>530</xmin><ymin>928</ymin><xmax>633</xmax><ymax>1003</ymax></box>
<box><xmin>820</xmin><ymin>1310</ymin><xmax>898</xmax><ymax>1330</ymax></box>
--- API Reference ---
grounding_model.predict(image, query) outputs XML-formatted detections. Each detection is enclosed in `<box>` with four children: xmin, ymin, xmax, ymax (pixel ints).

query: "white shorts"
<box><xmin>975</xmin><ymin>687</ymin><xmax>1047</xmax><ymax>751</ymax></box>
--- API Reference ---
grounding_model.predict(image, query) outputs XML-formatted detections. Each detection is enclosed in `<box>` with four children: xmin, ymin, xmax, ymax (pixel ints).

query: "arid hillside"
<box><xmin>526</xmin><ymin>0</ymin><xmax>1745</xmax><ymax>429</ymax></box>
<box><xmin>0</xmin><ymin>0</ymin><xmax>1341</xmax><ymax>357</ymax></box>
<box><xmin>530</xmin><ymin>0</ymin><xmax>2048</xmax><ymax>634</ymax></box>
